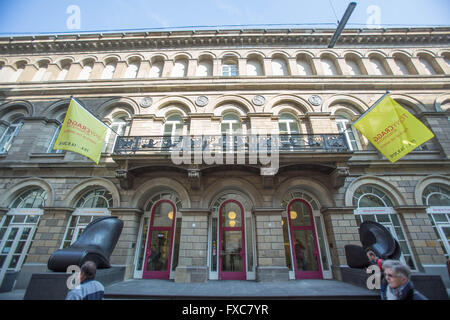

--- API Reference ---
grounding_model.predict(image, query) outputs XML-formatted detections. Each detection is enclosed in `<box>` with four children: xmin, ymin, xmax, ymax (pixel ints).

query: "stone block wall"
<box><xmin>26</xmin><ymin>208</ymin><xmax>71</xmax><ymax>264</ymax></box>
<box><xmin>175</xmin><ymin>211</ymin><xmax>208</xmax><ymax>282</ymax></box>
<box><xmin>254</xmin><ymin>210</ymin><xmax>289</xmax><ymax>281</ymax></box>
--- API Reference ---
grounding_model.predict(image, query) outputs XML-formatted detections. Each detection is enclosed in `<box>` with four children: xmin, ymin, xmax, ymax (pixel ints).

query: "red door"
<box><xmin>288</xmin><ymin>199</ymin><xmax>322</xmax><ymax>279</ymax></box>
<box><xmin>143</xmin><ymin>200</ymin><xmax>176</xmax><ymax>279</ymax></box>
<box><xmin>219</xmin><ymin>199</ymin><xmax>246</xmax><ymax>280</ymax></box>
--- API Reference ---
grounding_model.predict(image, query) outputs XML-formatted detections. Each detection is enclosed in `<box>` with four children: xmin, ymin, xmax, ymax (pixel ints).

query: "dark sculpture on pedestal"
<box><xmin>345</xmin><ymin>221</ymin><xmax>401</xmax><ymax>269</ymax></box>
<box><xmin>47</xmin><ymin>216</ymin><xmax>123</xmax><ymax>272</ymax></box>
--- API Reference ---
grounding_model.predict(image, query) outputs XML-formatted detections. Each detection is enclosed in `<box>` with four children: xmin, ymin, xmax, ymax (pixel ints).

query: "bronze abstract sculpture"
<box><xmin>48</xmin><ymin>216</ymin><xmax>123</xmax><ymax>272</ymax></box>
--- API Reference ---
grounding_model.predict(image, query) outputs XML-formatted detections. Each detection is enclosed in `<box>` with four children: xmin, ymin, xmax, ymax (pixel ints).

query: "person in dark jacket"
<box><xmin>382</xmin><ymin>260</ymin><xmax>427</xmax><ymax>300</ymax></box>
<box><xmin>366</xmin><ymin>248</ymin><xmax>387</xmax><ymax>299</ymax></box>
<box><xmin>66</xmin><ymin>261</ymin><xmax>105</xmax><ymax>300</ymax></box>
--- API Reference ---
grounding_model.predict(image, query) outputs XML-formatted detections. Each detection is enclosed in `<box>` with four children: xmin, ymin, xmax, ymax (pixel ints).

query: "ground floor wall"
<box><xmin>0</xmin><ymin>166</ymin><xmax>448</xmax><ymax>289</ymax></box>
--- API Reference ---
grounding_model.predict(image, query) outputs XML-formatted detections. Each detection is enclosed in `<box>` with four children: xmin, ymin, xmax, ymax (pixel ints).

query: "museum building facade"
<box><xmin>0</xmin><ymin>27</ymin><xmax>449</xmax><ymax>288</ymax></box>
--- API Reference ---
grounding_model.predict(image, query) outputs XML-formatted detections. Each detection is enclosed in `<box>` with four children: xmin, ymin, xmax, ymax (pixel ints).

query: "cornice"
<box><xmin>1</xmin><ymin>28</ymin><xmax>449</xmax><ymax>55</ymax></box>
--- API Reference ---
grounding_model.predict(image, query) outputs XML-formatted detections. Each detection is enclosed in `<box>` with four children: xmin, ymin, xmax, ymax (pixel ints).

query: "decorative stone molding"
<box><xmin>188</xmin><ymin>168</ymin><xmax>201</xmax><ymax>190</ymax></box>
<box><xmin>330</xmin><ymin>166</ymin><xmax>350</xmax><ymax>189</ymax></box>
<box><xmin>115</xmin><ymin>169</ymin><xmax>134</xmax><ymax>190</ymax></box>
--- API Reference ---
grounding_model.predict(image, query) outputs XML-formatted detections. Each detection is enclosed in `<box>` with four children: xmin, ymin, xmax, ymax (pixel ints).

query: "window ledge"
<box><xmin>29</xmin><ymin>153</ymin><xmax>65</xmax><ymax>159</ymax></box>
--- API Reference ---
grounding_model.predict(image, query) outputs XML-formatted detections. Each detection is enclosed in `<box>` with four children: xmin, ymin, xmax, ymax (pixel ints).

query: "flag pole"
<box><xmin>69</xmin><ymin>96</ymin><xmax>120</xmax><ymax>135</ymax></box>
<box><xmin>352</xmin><ymin>90</ymin><xmax>390</xmax><ymax>126</ymax></box>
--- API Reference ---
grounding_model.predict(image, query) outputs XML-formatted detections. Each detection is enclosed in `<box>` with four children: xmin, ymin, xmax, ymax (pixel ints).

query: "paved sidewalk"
<box><xmin>0</xmin><ymin>279</ymin><xmax>380</xmax><ymax>300</ymax></box>
<box><xmin>104</xmin><ymin>279</ymin><xmax>379</xmax><ymax>300</ymax></box>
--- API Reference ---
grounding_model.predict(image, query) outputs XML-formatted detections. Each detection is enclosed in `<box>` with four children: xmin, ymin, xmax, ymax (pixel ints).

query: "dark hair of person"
<box><xmin>81</xmin><ymin>261</ymin><xmax>97</xmax><ymax>280</ymax></box>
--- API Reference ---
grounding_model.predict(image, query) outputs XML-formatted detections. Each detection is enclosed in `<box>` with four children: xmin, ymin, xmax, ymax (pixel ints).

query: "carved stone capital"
<box><xmin>330</xmin><ymin>166</ymin><xmax>349</xmax><ymax>189</ymax></box>
<box><xmin>188</xmin><ymin>169</ymin><xmax>201</xmax><ymax>190</ymax></box>
<box><xmin>115</xmin><ymin>169</ymin><xmax>134</xmax><ymax>190</ymax></box>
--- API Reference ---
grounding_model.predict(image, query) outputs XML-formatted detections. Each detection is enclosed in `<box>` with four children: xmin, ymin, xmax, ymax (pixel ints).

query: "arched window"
<box><xmin>75</xmin><ymin>188</ymin><xmax>113</xmax><ymax>208</ymax></box>
<box><xmin>124</xmin><ymin>60</ymin><xmax>140</xmax><ymax>78</ymax></box>
<box><xmin>9</xmin><ymin>61</ymin><xmax>26</xmax><ymax>82</ymax></box>
<box><xmin>296</xmin><ymin>56</ymin><xmax>313</xmax><ymax>75</ymax></box>
<box><xmin>221</xmin><ymin>113</ymin><xmax>241</xmax><ymax>134</ymax></box>
<box><xmin>353</xmin><ymin>185</ymin><xmax>417</xmax><ymax>269</ymax></box>
<box><xmin>78</xmin><ymin>61</ymin><xmax>93</xmax><ymax>80</ymax></box>
<box><xmin>0</xmin><ymin>188</ymin><xmax>46</xmax><ymax>284</ymax></box>
<box><xmin>10</xmin><ymin>188</ymin><xmax>48</xmax><ymax>208</ymax></box>
<box><xmin>32</xmin><ymin>61</ymin><xmax>49</xmax><ymax>81</ymax></box>
<box><xmin>61</xmin><ymin>187</ymin><xmax>113</xmax><ymax>248</ymax></box>
<box><xmin>56</xmin><ymin>63</ymin><xmax>70</xmax><ymax>81</ymax></box>
<box><xmin>103</xmin><ymin>116</ymin><xmax>127</xmax><ymax>153</ymax></box>
<box><xmin>246</xmin><ymin>59</ymin><xmax>263</xmax><ymax>76</ymax></box>
<box><xmin>164</xmin><ymin>114</ymin><xmax>183</xmax><ymax>137</ymax></box>
<box><xmin>278</xmin><ymin>113</ymin><xmax>300</xmax><ymax>135</ymax></box>
<box><xmin>101</xmin><ymin>61</ymin><xmax>117</xmax><ymax>79</ymax></box>
<box><xmin>418</xmin><ymin>55</ymin><xmax>438</xmax><ymax>75</ymax></box>
<box><xmin>171</xmin><ymin>58</ymin><xmax>188</xmax><ymax>77</ymax></box>
<box><xmin>149</xmin><ymin>60</ymin><xmax>164</xmax><ymax>78</ymax></box>
<box><xmin>47</xmin><ymin>112</ymin><xmax>66</xmax><ymax>154</ymax></box>
<box><xmin>272</xmin><ymin>58</ymin><xmax>288</xmax><ymax>76</ymax></box>
<box><xmin>369</xmin><ymin>56</ymin><xmax>387</xmax><ymax>75</ymax></box>
<box><xmin>222</xmin><ymin>56</ymin><xmax>238</xmax><ymax>76</ymax></box>
<box><xmin>196</xmin><ymin>60</ymin><xmax>213</xmax><ymax>77</ymax></box>
<box><xmin>423</xmin><ymin>184</ymin><xmax>450</xmax><ymax>206</ymax></box>
<box><xmin>321</xmin><ymin>57</ymin><xmax>338</xmax><ymax>75</ymax></box>
<box><xmin>0</xmin><ymin>118</ymin><xmax>23</xmax><ymax>153</ymax></box>
<box><xmin>336</xmin><ymin>115</ymin><xmax>359</xmax><ymax>151</ymax></box>
<box><xmin>393</xmin><ymin>55</ymin><xmax>411</xmax><ymax>75</ymax></box>
<box><xmin>345</xmin><ymin>58</ymin><xmax>362</xmax><ymax>75</ymax></box>
<box><xmin>423</xmin><ymin>184</ymin><xmax>450</xmax><ymax>260</ymax></box>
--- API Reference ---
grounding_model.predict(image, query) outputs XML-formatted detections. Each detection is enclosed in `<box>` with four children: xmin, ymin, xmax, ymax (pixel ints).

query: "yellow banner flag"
<box><xmin>353</xmin><ymin>94</ymin><xmax>434</xmax><ymax>163</ymax></box>
<box><xmin>53</xmin><ymin>98</ymin><xmax>108</xmax><ymax>164</ymax></box>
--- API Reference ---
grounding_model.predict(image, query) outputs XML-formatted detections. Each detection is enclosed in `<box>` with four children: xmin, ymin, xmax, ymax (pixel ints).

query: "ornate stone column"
<box><xmin>253</xmin><ymin>208</ymin><xmax>289</xmax><ymax>281</ymax></box>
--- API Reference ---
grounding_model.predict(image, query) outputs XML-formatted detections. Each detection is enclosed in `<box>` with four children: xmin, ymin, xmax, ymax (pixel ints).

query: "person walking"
<box><xmin>366</xmin><ymin>248</ymin><xmax>387</xmax><ymax>299</ymax></box>
<box><xmin>66</xmin><ymin>261</ymin><xmax>105</xmax><ymax>300</ymax></box>
<box><xmin>382</xmin><ymin>260</ymin><xmax>427</xmax><ymax>300</ymax></box>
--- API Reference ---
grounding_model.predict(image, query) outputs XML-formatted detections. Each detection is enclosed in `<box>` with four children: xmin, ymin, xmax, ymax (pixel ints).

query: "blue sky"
<box><xmin>0</xmin><ymin>0</ymin><xmax>449</xmax><ymax>36</ymax></box>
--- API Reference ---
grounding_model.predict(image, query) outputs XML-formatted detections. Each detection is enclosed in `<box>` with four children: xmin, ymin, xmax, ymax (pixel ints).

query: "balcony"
<box><xmin>113</xmin><ymin>133</ymin><xmax>350</xmax><ymax>155</ymax></box>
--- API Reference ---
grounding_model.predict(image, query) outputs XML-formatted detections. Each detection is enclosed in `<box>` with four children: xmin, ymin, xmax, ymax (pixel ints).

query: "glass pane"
<box><xmin>137</xmin><ymin>217</ymin><xmax>149</xmax><ymax>271</ymax></box>
<box><xmin>26</xmin><ymin>215</ymin><xmax>39</xmax><ymax>223</ymax></box>
<box><xmin>395</xmin><ymin>227</ymin><xmax>405</xmax><ymax>240</ymax></box>
<box><xmin>3</xmin><ymin>216</ymin><xmax>12</xmax><ymax>227</ymax></box>
<box><xmin>289</xmin><ymin>201</ymin><xmax>311</xmax><ymax>227</ymax></box>
<box><xmin>79</xmin><ymin>216</ymin><xmax>91</xmax><ymax>224</ymax></box>
<box><xmin>211</xmin><ymin>218</ymin><xmax>218</xmax><ymax>272</ymax></box>
<box><xmin>0</xmin><ymin>255</ymin><xmax>6</xmax><ymax>268</ymax></box>
<box><xmin>246</xmin><ymin>217</ymin><xmax>253</xmax><ymax>272</ymax></box>
<box><xmin>171</xmin><ymin>218</ymin><xmax>182</xmax><ymax>271</ymax></box>
<box><xmin>152</xmin><ymin>202</ymin><xmax>174</xmax><ymax>227</ymax></box>
<box><xmin>434</xmin><ymin>214</ymin><xmax>448</xmax><ymax>222</ymax></box>
<box><xmin>0</xmin><ymin>228</ymin><xmax>6</xmax><ymax>240</ymax></box>
<box><xmin>390</xmin><ymin>214</ymin><xmax>400</xmax><ymax>226</ymax></box>
<box><xmin>377</xmin><ymin>214</ymin><xmax>390</xmax><ymax>223</ymax></box>
<box><xmin>405</xmin><ymin>256</ymin><xmax>415</xmax><ymax>269</ymax></box>
<box><xmin>221</xmin><ymin>202</ymin><xmax>242</xmax><ymax>228</ymax></box>
<box><xmin>292</xmin><ymin>229</ymin><xmax>319</xmax><ymax>271</ymax></box>
<box><xmin>12</xmin><ymin>215</ymin><xmax>26</xmax><ymax>223</ymax></box>
<box><xmin>2</xmin><ymin>241</ymin><xmax>13</xmax><ymax>254</ymax></box>
<box><xmin>7</xmin><ymin>228</ymin><xmax>18</xmax><ymax>240</ymax></box>
<box><xmin>282</xmin><ymin>217</ymin><xmax>292</xmax><ymax>270</ymax></box>
<box><xmin>14</xmin><ymin>241</ymin><xmax>25</xmax><ymax>254</ymax></box>
<box><xmin>359</xmin><ymin>195</ymin><xmax>385</xmax><ymax>207</ymax></box>
<box><xmin>361</xmin><ymin>215</ymin><xmax>376</xmax><ymax>222</ymax></box>
<box><xmin>20</xmin><ymin>228</ymin><xmax>31</xmax><ymax>240</ymax></box>
<box><xmin>8</xmin><ymin>255</ymin><xmax>20</xmax><ymax>268</ymax></box>
<box><xmin>146</xmin><ymin>230</ymin><xmax>172</xmax><ymax>272</ymax></box>
<box><xmin>315</xmin><ymin>217</ymin><xmax>329</xmax><ymax>271</ymax></box>
<box><xmin>399</xmin><ymin>241</ymin><xmax>410</xmax><ymax>254</ymax></box>
<box><xmin>221</xmin><ymin>230</ymin><xmax>243</xmax><ymax>272</ymax></box>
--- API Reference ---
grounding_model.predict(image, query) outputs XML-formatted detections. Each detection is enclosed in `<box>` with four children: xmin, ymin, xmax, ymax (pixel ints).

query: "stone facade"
<box><xmin>0</xmin><ymin>27</ymin><xmax>449</xmax><ymax>288</ymax></box>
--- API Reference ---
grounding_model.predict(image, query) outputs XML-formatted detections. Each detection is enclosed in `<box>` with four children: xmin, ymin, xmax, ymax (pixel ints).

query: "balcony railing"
<box><xmin>113</xmin><ymin>134</ymin><xmax>350</xmax><ymax>155</ymax></box>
